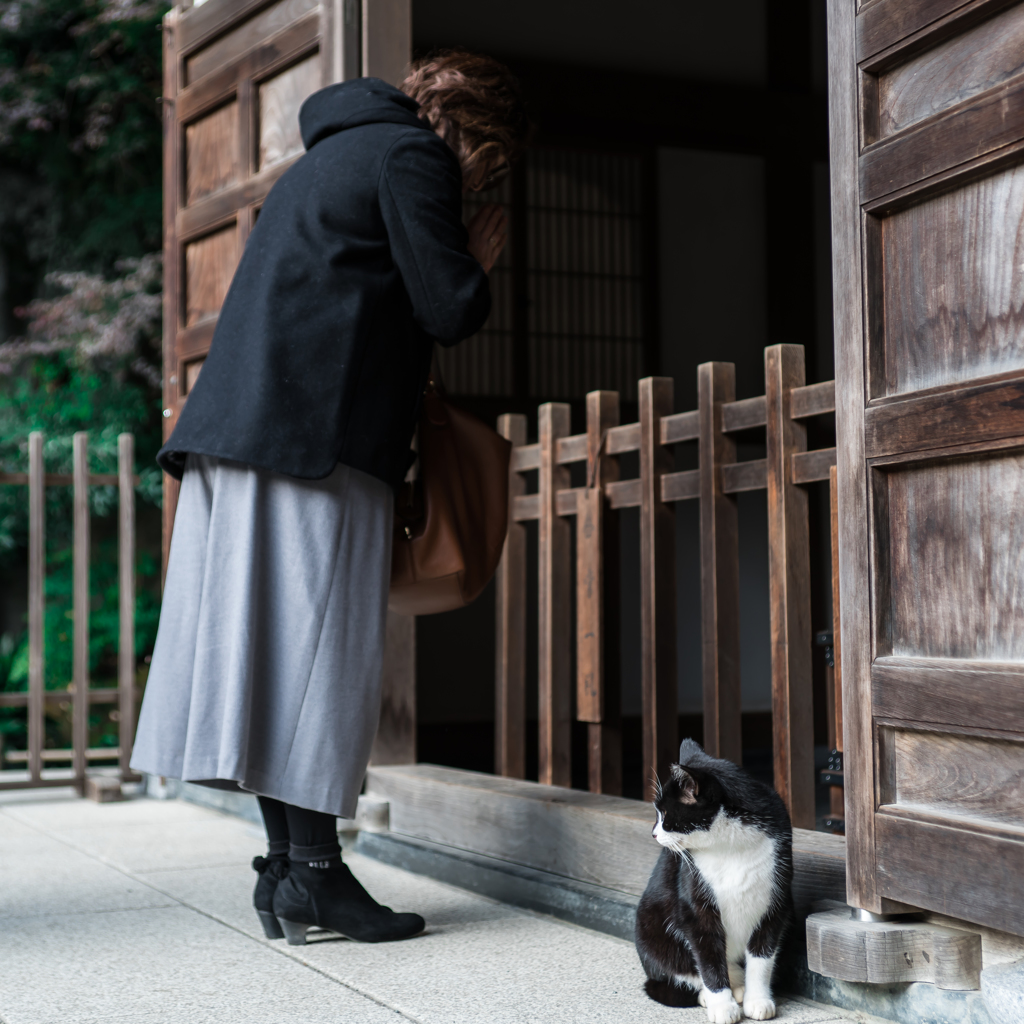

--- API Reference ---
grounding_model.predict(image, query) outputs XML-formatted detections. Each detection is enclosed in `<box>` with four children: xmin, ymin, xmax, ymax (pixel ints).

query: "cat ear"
<box><xmin>669</xmin><ymin>763</ymin><xmax>699</xmax><ymax>804</ymax></box>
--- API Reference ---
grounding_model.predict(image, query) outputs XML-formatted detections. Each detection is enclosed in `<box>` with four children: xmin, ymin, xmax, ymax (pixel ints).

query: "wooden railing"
<box><xmin>0</xmin><ymin>431</ymin><xmax>139</xmax><ymax>793</ymax></box>
<box><xmin>494</xmin><ymin>344</ymin><xmax>842</xmax><ymax>829</ymax></box>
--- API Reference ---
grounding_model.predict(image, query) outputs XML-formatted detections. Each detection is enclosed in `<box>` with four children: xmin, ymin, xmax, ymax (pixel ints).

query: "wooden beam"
<box><xmin>72</xmin><ymin>433</ymin><xmax>90</xmax><ymax>796</ymax></box>
<box><xmin>830</xmin><ymin>464</ymin><xmax>844</xmax><ymax>825</ymax></box>
<box><xmin>639</xmin><ymin>378</ymin><xmax>677</xmax><ymax>801</ymax></box>
<box><xmin>118</xmin><ymin>434</ymin><xmax>136</xmax><ymax>782</ymax></box>
<box><xmin>27</xmin><ymin>432</ymin><xmax>44</xmax><ymax>784</ymax></box>
<box><xmin>538</xmin><ymin>403</ymin><xmax>572</xmax><ymax>787</ymax></box>
<box><xmin>577</xmin><ymin>391</ymin><xmax>621</xmax><ymax>795</ymax></box>
<box><xmin>496</xmin><ymin>413</ymin><xmax>528</xmax><ymax>779</ymax></box>
<box><xmin>765</xmin><ymin>345</ymin><xmax>815</xmax><ymax>830</ymax></box>
<box><xmin>699</xmin><ymin>363</ymin><xmax>742</xmax><ymax>765</ymax></box>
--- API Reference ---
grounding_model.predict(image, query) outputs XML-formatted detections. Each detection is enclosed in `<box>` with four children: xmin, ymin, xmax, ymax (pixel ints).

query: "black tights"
<box><xmin>258</xmin><ymin>796</ymin><xmax>341</xmax><ymax>865</ymax></box>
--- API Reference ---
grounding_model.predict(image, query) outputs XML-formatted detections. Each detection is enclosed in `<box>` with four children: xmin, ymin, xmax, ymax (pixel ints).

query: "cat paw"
<box><xmin>743</xmin><ymin>997</ymin><xmax>776</xmax><ymax>1020</ymax></box>
<box><xmin>701</xmin><ymin>992</ymin><xmax>742</xmax><ymax>1024</ymax></box>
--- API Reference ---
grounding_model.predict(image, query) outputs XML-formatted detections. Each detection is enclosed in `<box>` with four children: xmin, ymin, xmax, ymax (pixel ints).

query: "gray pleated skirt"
<box><xmin>130</xmin><ymin>454</ymin><xmax>393</xmax><ymax>818</ymax></box>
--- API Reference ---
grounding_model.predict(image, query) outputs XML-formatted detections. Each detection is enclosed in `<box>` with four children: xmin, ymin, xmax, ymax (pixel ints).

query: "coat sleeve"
<box><xmin>379</xmin><ymin>130</ymin><xmax>492</xmax><ymax>345</ymax></box>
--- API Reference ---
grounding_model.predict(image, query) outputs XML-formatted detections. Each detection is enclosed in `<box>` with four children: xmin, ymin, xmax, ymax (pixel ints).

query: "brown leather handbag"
<box><xmin>389</xmin><ymin>364</ymin><xmax>512</xmax><ymax>616</ymax></box>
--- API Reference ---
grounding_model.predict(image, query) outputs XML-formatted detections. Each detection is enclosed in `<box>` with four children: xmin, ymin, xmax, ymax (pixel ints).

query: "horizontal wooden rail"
<box><xmin>556</xmin><ymin>434</ymin><xmax>587</xmax><ymax>465</ymax></box>
<box><xmin>661</xmin><ymin>410</ymin><xmax>700</xmax><ymax>444</ymax></box>
<box><xmin>2</xmin><ymin>747</ymin><xmax>122</xmax><ymax>763</ymax></box>
<box><xmin>723</xmin><ymin>459</ymin><xmax>768</xmax><ymax>493</ymax></box>
<box><xmin>723</xmin><ymin>395</ymin><xmax>767</xmax><ymax>432</ymax></box>
<box><xmin>0</xmin><ymin>472</ymin><xmax>141</xmax><ymax>486</ymax></box>
<box><xmin>791</xmin><ymin>380</ymin><xmax>836</xmax><ymax>419</ymax></box>
<box><xmin>0</xmin><ymin>687</ymin><xmax>136</xmax><ymax>707</ymax></box>
<box><xmin>511</xmin><ymin>444</ymin><xmax>540</xmax><ymax>472</ymax></box>
<box><xmin>607</xmin><ymin>423</ymin><xmax>640</xmax><ymax>455</ymax></box>
<box><xmin>661</xmin><ymin>469</ymin><xmax>700</xmax><ymax>502</ymax></box>
<box><xmin>792</xmin><ymin>448</ymin><xmax>837</xmax><ymax>485</ymax></box>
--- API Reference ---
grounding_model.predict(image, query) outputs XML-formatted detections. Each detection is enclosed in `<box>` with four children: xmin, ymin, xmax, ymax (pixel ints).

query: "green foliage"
<box><xmin>0</xmin><ymin>0</ymin><xmax>168</xmax><ymax>298</ymax></box>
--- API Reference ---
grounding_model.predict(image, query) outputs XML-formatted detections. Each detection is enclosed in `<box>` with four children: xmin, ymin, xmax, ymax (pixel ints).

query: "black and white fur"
<box><xmin>635</xmin><ymin>739</ymin><xmax>793</xmax><ymax>1023</ymax></box>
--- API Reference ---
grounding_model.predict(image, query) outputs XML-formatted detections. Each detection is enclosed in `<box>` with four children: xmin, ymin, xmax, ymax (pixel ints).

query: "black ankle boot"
<box><xmin>273</xmin><ymin>861</ymin><xmax>425</xmax><ymax>944</ymax></box>
<box><xmin>252</xmin><ymin>855</ymin><xmax>290</xmax><ymax>939</ymax></box>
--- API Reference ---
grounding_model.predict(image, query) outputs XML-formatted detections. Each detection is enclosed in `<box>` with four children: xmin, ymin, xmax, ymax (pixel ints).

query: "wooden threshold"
<box><xmin>364</xmin><ymin>764</ymin><xmax>846</xmax><ymax>920</ymax></box>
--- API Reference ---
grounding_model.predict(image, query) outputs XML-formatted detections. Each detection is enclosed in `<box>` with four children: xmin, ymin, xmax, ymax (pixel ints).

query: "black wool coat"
<box><xmin>158</xmin><ymin>79</ymin><xmax>490</xmax><ymax>487</ymax></box>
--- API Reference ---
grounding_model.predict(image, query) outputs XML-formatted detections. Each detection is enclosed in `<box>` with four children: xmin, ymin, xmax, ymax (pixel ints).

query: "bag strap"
<box><xmin>586</xmin><ymin>430</ymin><xmax>609</xmax><ymax>490</ymax></box>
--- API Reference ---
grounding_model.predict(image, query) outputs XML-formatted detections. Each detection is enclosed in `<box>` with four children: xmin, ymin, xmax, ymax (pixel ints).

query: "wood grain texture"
<box><xmin>185</xmin><ymin>0</ymin><xmax>318</xmax><ymax>84</ymax></box>
<box><xmin>661</xmin><ymin>468</ymin><xmax>700</xmax><ymax>502</ymax></box>
<box><xmin>792</xmin><ymin>447</ymin><xmax>837</xmax><ymax>484</ymax></box>
<box><xmin>864</xmin><ymin>374</ymin><xmax>1024</xmax><ymax>458</ymax></box>
<box><xmin>361</xmin><ymin>0</ymin><xmax>410</xmax><ymax>86</ymax></box>
<box><xmin>721</xmin><ymin>459</ymin><xmax>768</xmax><ymax>493</ymax></box>
<box><xmin>807</xmin><ymin>908</ymin><xmax>982</xmax><ymax>989</ymax></box>
<box><xmin>875</xmin><ymin>814</ymin><xmax>1024</xmax><ymax>935</ymax></box>
<box><xmin>511</xmin><ymin>493</ymin><xmax>539</xmax><ymax>522</ymax></box>
<box><xmin>538</xmin><ymin>403</ymin><xmax>572</xmax><ymax>788</ymax></box>
<box><xmin>185</xmin><ymin>225</ymin><xmax>239</xmax><ymax>326</ymax></box>
<box><xmin>371</xmin><ymin>610</ymin><xmax>416</xmax><ymax>765</ymax></box>
<box><xmin>606</xmin><ymin>478</ymin><xmax>641</xmax><ymax>509</ymax></box>
<box><xmin>860</xmin><ymin>72</ymin><xmax>1024</xmax><ymax>204</ymax></box>
<box><xmin>886</xmin><ymin>451</ymin><xmax>1024</xmax><ymax>660</ymax></box>
<box><xmin>766</xmin><ymin>344</ymin><xmax>815</xmax><ymax>830</ymax></box>
<box><xmin>829</xmin><ymin>465</ymin><xmax>844</xmax><ymax>822</ymax></box>
<box><xmin>698</xmin><ymin>362</ymin><xmax>741</xmax><ymax>766</ymax></box>
<box><xmin>365</xmin><ymin>763</ymin><xmax>847</xmax><ymax>912</ymax></box>
<box><xmin>722</xmin><ymin>395</ymin><xmax>767</xmax><ymax>433</ymax></box>
<box><xmin>118</xmin><ymin>434</ymin><xmax>136</xmax><ymax>781</ymax></box>
<box><xmin>27</xmin><ymin>432</ymin><xmax>44</xmax><ymax>784</ymax></box>
<box><xmin>872</xmin><ymin>656</ymin><xmax>1024</xmax><ymax>732</ymax></box>
<box><xmin>607</xmin><ymin>422</ymin><xmax>640</xmax><ymax>455</ymax></box>
<box><xmin>556</xmin><ymin>433</ymin><xmax>587</xmax><ymax>465</ymax></box>
<box><xmin>72</xmin><ymin>433</ymin><xmax>89</xmax><ymax>795</ymax></box>
<box><xmin>831</xmin><ymin>0</ymin><xmax>881</xmax><ymax>911</ymax></box>
<box><xmin>185</xmin><ymin>101</ymin><xmax>239</xmax><ymax>205</ymax></box>
<box><xmin>496</xmin><ymin>413</ymin><xmax>527</xmax><ymax>779</ymax></box>
<box><xmin>510</xmin><ymin>444</ymin><xmax>540</xmax><ymax>472</ymax></box>
<box><xmin>878</xmin><ymin>2</ymin><xmax>1024</xmax><ymax>139</ymax></box>
<box><xmin>639</xmin><ymin>378</ymin><xmax>677</xmax><ymax>801</ymax></box>
<box><xmin>882</xmin><ymin>164</ymin><xmax>1024</xmax><ymax>395</ymax></box>
<box><xmin>660</xmin><ymin>409</ymin><xmax>700</xmax><ymax>444</ymax></box>
<box><xmin>857</xmin><ymin>0</ymin><xmax>975</xmax><ymax>62</ymax></box>
<box><xmin>258</xmin><ymin>52</ymin><xmax>321</xmax><ymax>168</ymax></box>
<box><xmin>791</xmin><ymin>380</ymin><xmax>836</xmax><ymax>419</ymax></box>
<box><xmin>578</xmin><ymin>391</ymin><xmax>622</xmax><ymax>794</ymax></box>
<box><xmin>183</xmin><ymin>358</ymin><xmax>205</xmax><ymax>394</ymax></box>
<box><xmin>891</xmin><ymin>728</ymin><xmax>1024</xmax><ymax>833</ymax></box>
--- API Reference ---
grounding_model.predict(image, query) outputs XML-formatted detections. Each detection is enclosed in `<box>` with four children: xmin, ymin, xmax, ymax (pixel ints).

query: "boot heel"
<box><xmin>279</xmin><ymin>917</ymin><xmax>311</xmax><ymax>945</ymax></box>
<box><xmin>257</xmin><ymin>910</ymin><xmax>285</xmax><ymax>940</ymax></box>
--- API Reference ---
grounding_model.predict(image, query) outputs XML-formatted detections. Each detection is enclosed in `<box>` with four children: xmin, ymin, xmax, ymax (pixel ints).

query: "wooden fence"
<box><xmin>494</xmin><ymin>343</ymin><xmax>843</xmax><ymax>830</ymax></box>
<box><xmin>0</xmin><ymin>431</ymin><xmax>138</xmax><ymax>793</ymax></box>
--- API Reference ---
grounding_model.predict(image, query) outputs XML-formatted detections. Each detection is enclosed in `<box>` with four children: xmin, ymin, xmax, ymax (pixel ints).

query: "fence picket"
<box><xmin>27</xmin><ymin>432</ymin><xmax>44</xmax><ymax>783</ymax></box>
<box><xmin>72</xmin><ymin>432</ymin><xmax>90</xmax><ymax>795</ymax></box>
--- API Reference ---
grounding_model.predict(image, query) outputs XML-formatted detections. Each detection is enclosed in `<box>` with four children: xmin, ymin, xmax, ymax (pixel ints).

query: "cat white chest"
<box><xmin>689</xmin><ymin>815</ymin><xmax>777</xmax><ymax>961</ymax></box>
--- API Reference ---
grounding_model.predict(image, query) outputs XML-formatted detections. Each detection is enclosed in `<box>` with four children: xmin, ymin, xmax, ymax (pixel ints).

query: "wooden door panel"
<box><xmin>883</xmin><ymin>727</ymin><xmax>1024</xmax><ymax>833</ymax></box>
<box><xmin>185</xmin><ymin>102</ymin><xmax>240</xmax><ymax>204</ymax></box>
<box><xmin>879</xmin><ymin>165</ymin><xmax>1024</xmax><ymax>395</ymax></box>
<box><xmin>184</xmin><ymin>225</ymin><xmax>240</xmax><ymax>327</ymax></box>
<box><xmin>876</xmin><ymin>3</ymin><xmax>1024</xmax><ymax>140</ymax></box>
<box><xmin>881</xmin><ymin>452</ymin><xmax>1024</xmax><ymax>660</ymax></box>
<box><xmin>258</xmin><ymin>52</ymin><xmax>322</xmax><ymax>169</ymax></box>
<box><xmin>184</xmin><ymin>0</ymin><xmax>318</xmax><ymax>85</ymax></box>
<box><xmin>873</xmin><ymin>657</ymin><xmax>1024</xmax><ymax>733</ymax></box>
<box><xmin>831</xmin><ymin>0</ymin><xmax>1024</xmax><ymax>928</ymax></box>
<box><xmin>874</xmin><ymin>814</ymin><xmax>1024</xmax><ymax>934</ymax></box>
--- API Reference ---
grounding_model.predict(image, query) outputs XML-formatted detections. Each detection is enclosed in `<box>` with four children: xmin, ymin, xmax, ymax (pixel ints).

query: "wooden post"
<box><xmin>72</xmin><ymin>432</ymin><xmax>89</xmax><ymax>795</ymax></box>
<box><xmin>118</xmin><ymin>434</ymin><xmax>136</xmax><ymax>780</ymax></box>
<box><xmin>577</xmin><ymin>391</ymin><xmax>621</xmax><ymax>794</ymax></box>
<box><xmin>496</xmin><ymin>412</ymin><xmax>527</xmax><ymax>778</ymax></box>
<box><xmin>698</xmin><ymin>363</ymin><xmax>742</xmax><ymax>765</ymax></box>
<box><xmin>829</xmin><ymin>463</ymin><xmax>844</xmax><ymax>824</ymax></box>
<box><xmin>27</xmin><ymin>432</ymin><xmax>44</xmax><ymax>784</ymax></box>
<box><xmin>765</xmin><ymin>345</ymin><xmax>814</xmax><ymax>829</ymax></box>
<box><xmin>370</xmin><ymin>611</ymin><xmax>416</xmax><ymax>765</ymax></box>
<box><xmin>639</xmin><ymin>377</ymin><xmax>677</xmax><ymax>801</ymax></box>
<box><xmin>538</xmin><ymin>402</ymin><xmax>572</xmax><ymax>787</ymax></box>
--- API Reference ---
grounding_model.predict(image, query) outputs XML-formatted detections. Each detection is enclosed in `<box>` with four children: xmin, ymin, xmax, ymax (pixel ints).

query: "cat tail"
<box><xmin>643</xmin><ymin>978</ymin><xmax>701</xmax><ymax>1007</ymax></box>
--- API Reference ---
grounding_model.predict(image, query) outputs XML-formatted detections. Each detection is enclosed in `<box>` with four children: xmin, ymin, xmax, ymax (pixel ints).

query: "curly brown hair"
<box><xmin>400</xmin><ymin>51</ymin><xmax>529</xmax><ymax>189</ymax></box>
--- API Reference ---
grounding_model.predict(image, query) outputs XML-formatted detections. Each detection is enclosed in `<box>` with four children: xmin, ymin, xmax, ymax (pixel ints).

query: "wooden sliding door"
<box><xmin>830</xmin><ymin>0</ymin><xmax>1024</xmax><ymax>933</ymax></box>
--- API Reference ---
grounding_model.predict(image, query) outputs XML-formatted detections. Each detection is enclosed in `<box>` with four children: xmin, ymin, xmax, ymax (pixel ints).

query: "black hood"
<box><xmin>299</xmin><ymin>78</ymin><xmax>424</xmax><ymax>151</ymax></box>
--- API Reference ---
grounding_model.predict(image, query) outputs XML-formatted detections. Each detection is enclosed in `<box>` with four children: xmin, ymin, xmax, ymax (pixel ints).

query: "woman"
<box><xmin>131</xmin><ymin>52</ymin><xmax>528</xmax><ymax>945</ymax></box>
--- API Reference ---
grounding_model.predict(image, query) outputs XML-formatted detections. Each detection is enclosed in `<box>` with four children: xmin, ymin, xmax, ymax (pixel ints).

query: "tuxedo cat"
<box><xmin>635</xmin><ymin>739</ymin><xmax>793</xmax><ymax>1023</ymax></box>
